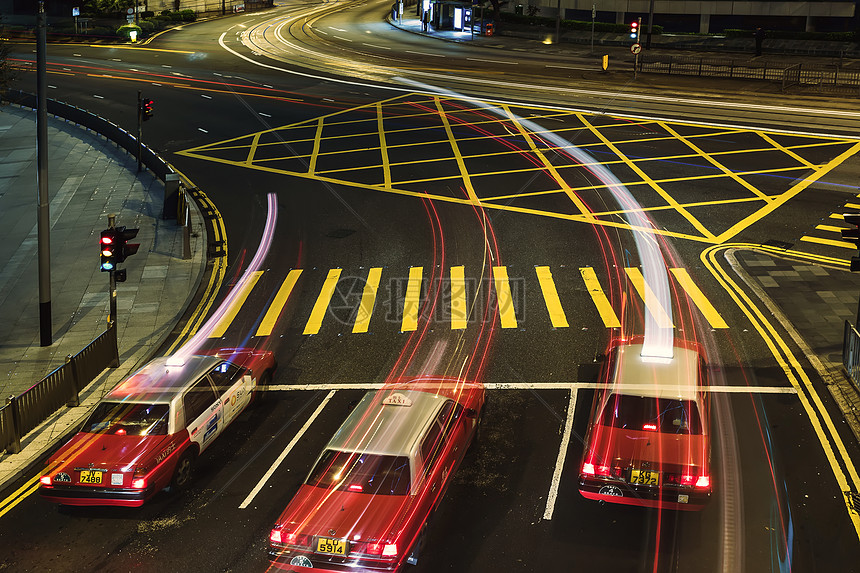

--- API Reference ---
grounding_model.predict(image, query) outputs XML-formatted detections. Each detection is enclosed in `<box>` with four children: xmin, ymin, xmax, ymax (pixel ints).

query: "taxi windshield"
<box><xmin>601</xmin><ymin>394</ymin><xmax>702</xmax><ymax>435</ymax></box>
<box><xmin>84</xmin><ymin>401</ymin><xmax>170</xmax><ymax>436</ymax></box>
<box><xmin>307</xmin><ymin>450</ymin><xmax>411</xmax><ymax>495</ymax></box>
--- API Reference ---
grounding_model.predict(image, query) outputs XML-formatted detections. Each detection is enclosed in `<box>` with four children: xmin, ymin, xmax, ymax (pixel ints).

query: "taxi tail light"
<box><xmin>365</xmin><ymin>541</ymin><xmax>398</xmax><ymax>557</ymax></box>
<box><xmin>695</xmin><ymin>475</ymin><xmax>710</xmax><ymax>489</ymax></box>
<box><xmin>40</xmin><ymin>475</ymin><xmax>52</xmax><ymax>486</ymax></box>
<box><xmin>270</xmin><ymin>528</ymin><xmax>301</xmax><ymax>546</ymax></box>
<box><xmin>582</xmin><ymin>462</ymin><xmax>611</xmax><ymax>477</ymax></box>
<box><xmin>132</xmin><ymin>468</ymin><xmax>148</xmax><ymax>489</ymax></box>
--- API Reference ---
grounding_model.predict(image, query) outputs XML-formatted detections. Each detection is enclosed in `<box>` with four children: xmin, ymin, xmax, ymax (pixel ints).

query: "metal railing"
<box><xmin>1</xmin><ymin>324</ymin><xmax>118</xmax><ymax>454</ymax></box>
<box><xmin>843</xmin><ymin>320</ymin><xmax>860</xmax><ymax>388</ymax></box>
<box><xmin>639</xmin><ymin>54</ymin><xmax>860</xmax><ymax>94</ymax></box>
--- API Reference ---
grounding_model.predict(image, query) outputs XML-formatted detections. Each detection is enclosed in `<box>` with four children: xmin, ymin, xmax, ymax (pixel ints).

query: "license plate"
<box><xmin>629</xmin><ymin>469</ymin><xmax>659</xmax><ymax>486</ymax></box>
<box><xmin>316</xmin><ymin>537</ymin><xmax>347</xmax><ymax>555</ymax></box>
<box><xmin>79</xmin><ymin>470</ymin><xmax>103</xmax><ymax>484</ymax></box>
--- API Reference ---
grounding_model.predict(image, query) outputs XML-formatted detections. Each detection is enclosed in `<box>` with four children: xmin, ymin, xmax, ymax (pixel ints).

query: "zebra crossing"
<box><xmin>207</xmin><ymin>265</ymin><xmax>729</xmax><ymax>338</ymax></box>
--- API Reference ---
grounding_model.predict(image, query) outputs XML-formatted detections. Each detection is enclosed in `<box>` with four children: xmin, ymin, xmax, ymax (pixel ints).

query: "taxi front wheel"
<box><xmin>171</xmin><ymin>450</ymin><xmax>196</xmax><ymax>491</ymax></box>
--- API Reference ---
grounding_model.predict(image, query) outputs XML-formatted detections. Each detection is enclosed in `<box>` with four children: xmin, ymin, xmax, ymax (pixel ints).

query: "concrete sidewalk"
<box><xmin>0</xmin><ymin>103</ymin><xmax>205</xmax><ymax>491</ymax></box>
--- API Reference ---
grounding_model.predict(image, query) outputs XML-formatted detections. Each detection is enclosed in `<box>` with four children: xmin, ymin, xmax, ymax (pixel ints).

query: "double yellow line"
<box><xmin>703</xmin><ymin>242</ymin><xmax>860</xmax><ymax>539</ymax></box>
<box><xmin>166</xmin><ymin>168</ymin><xmax>228</xmax><ymax>354</ymax></box>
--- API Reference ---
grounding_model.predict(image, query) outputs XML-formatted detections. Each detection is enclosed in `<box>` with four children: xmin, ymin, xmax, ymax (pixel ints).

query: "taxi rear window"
<box><xmin>307</xmin><ymin>450</ymin><xmax>410</xmax><ymax>496</ymax></box>
<box><xmin>600</xmin><ymin>394</ymin><xmax>702</xmax><ymax>435</ymax></box>
<box><xmin>84</xmin><ymin>402</ymin><xmax>170</xmax><ymax>436</ymax></box>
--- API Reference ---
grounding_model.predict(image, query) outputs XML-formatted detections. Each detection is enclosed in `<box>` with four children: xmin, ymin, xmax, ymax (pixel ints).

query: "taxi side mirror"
<box><xmin>464</xmin><ymin>408</ymin><xmax>478</xmax><ymax>419</ymax></box>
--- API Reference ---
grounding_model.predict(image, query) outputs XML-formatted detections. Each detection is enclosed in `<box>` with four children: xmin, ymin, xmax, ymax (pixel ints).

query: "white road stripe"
<box><xmin>363</xmin><ymin>43</ymin><xmax>391</xmax><ymax>50</ymax></box>
<box><xmin>261</xmin><ymin>383</ymin><xmax>797</xmax><ymax>393</ymax></box>
<box><xmin>545</xmin><ymin>64</ymin><xmax>591</xmax><ymax>70</ymax></box>
<box><xmin>543</xmin><ymin>388</ymin><xmax>577</xmax><ymax>520</ymax></box>
<box><xmin>406</xmin><ymin>50</ymin><xmax>445</xmax><ymax>58</ymax></box>
<box><xmin>467</xmin><ymin>57</ymin><xmax>516</xmax><ymax>65</ymax></box>
<box><xmin>239</xmin><ymin>390</ymin><xmax>336</xmax><ymax>509</ymax></box>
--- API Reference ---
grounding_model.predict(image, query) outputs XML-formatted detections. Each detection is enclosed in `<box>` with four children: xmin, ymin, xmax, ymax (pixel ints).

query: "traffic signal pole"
<box><xmin>107</xmin><ymin>214</ymin><xmax>117</xmax><ymax>326</ymax></box>
<box><xmin>137</xmin><ymin>90</ymin><xmax>142</xmax><ymax>173</ymax></box>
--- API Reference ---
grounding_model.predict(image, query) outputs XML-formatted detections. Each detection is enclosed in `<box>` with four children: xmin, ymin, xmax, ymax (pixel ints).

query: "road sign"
<box><xmin>631</xmin><ymin>43</ymin><xmax>642</xmax><ymax>54</ymax></box>
<box><xmin>127</xmin><ymin>7</ymin><xmax>134</xmax><ymax>14</ymax></box>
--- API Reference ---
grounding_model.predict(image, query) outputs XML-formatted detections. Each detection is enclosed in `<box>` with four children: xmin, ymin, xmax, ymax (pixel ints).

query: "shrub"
<box><xmin>179</xmin><ymin>9</ymin><xmax>196</xmax><ymax>22</ymax></box>
<box><xmin>137</xmin><ymin>20</ymin><xmax>155</xmax><ymax>34</ymax></box>
<box><xmin>116</xmin><ymin>24</ymin><xmax>142</xmax><ymax>39</ymax></box>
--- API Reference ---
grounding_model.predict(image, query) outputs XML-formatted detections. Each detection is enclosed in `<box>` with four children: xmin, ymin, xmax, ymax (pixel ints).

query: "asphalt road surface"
<box><xmin>3</xmin><ymin>2</ymin><xmax>860</xmax><ymax>571</ymax></box>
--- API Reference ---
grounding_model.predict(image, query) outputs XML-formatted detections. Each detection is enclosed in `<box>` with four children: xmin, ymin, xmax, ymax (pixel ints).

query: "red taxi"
<box><xmin>578</xmin><ymin>337</ymin><xmax>711</xmax><ymax>510</ymax></box>
<box><xmin>268</xmin><ymin>377</ymin><xmax>484</xmax><ymax>572</ymax></box>
<box><xmin>38</xmin><ymin>347</ymin><xmax>275</xmax><ymax>507</ymax></box>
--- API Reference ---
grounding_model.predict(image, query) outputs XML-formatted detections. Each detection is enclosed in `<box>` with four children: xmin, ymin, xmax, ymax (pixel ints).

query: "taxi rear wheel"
<box><xmin>171</xmin><ymin>450</ymin><xmax>195</xmax><ymax>491</ymax></box>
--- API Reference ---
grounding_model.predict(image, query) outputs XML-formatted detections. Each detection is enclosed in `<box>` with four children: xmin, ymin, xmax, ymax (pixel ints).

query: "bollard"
<box><xmin>6</xmin><ymin>395</ymin><xmax>22</xmax><ymax>454</ymax></box>
<box><xmin>66</xmin><ymin>354</ymin><xmax>80</xmax><ymax>407</ymax></box>
<box><xmin>163</xmin><ymin>173</ymin><xmax>181</xmax><ymax>220</ymax></box>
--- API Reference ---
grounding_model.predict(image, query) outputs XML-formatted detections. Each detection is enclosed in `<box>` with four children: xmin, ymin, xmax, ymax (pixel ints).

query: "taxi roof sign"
<box><xmin>382</xmin><ymin>392</ymin><xmax>413</xmax><ymax>407</ymax></box>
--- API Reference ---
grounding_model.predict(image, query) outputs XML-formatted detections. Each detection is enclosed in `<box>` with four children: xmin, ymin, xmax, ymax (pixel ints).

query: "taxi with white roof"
<box><xmin>38</xmin><ymin>347</ymin><xmax>275</xmax><ymax>507</ymax></box>
<box><xmin>578</xmin><ymin>337</ymin><xmax>711</xmax><ymax>510</ymax></box>
<box><xmin>268</xmin><ymin>376</ymin><xmax>484</xmax><ymax>572</ymax></box>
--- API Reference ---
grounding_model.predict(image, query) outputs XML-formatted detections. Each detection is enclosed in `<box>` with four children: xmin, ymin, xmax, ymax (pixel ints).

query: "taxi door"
<box><xmin>209</xmin><ymin>361</ymin><xmax>252</xmax><ymax>428</ymax></box>
<box><xmin>184</xmin><ymin>375</ymin><xmax>222</xmax><ymax>453</ymax></box>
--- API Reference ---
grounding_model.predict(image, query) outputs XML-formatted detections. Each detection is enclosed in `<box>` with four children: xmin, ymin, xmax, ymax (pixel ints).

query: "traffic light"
<box><xmin>100</xmin><ymin>229</ymin><xmax>117</xmax><ymax>272</ymax></box>
<box><xmin>114</xmin><ymin>226</ymin><xmax>140</xmax><ymax>263</ymax></box>
<box><xmin>141</xmin><ymin>97</ymin><xmax>154</xmax><ymax>121</ymax></box>
<box><xmin>629</xmin><ymin>19</ymin><xmax>640</xmax><ymax>39</ymax></box>
<box><xmin>842</xmin><ymin>213</ymin><xmax>860</xmax><ymax>271</ymax></box>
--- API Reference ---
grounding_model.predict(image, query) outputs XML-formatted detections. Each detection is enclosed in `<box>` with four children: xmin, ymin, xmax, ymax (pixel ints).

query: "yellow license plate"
<box><xmin>630</xmin><ymin>469</ymin><xmax>659</xmax><ymax>486</ymax></box>
<box><xmin>316</xmin><ymin>537</ymin><xmax>347</xmax><ymax>555</ymax></box>
<box><xmin>79</xmin><ymin>470</ymin><xmax>103</xmax><ymax>484</ymax></box>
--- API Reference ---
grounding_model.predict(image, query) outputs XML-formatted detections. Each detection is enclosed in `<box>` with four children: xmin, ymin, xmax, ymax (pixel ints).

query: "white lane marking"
<box><xmin>259</xmin><ymin>112</ymin><xmax>271</xmax><ymax>117</ymax></box>
<box><xmin>264</xmin><ymin>84</ymin><xmax>273</xmax><ymax>88</ymax></box>
<box><xmin>201</xmin><ymin>94</ymin><xmax>212</xmax><ymax>99</ymax></box>
<box><xmin>543</xmin><ymin>388</ymin><xmax>577</xmax><ymax>521</ymax></box>
<box><xmin>406</xmin><ymin>50</ymin><xmax>445</xmax><ymax>58</ymax></box>
<box><xmin>261</xmin><ymin>383</ymin><xmax>797</xmax><ymax>393</ymax></box>
<box><xmin>545</xmin><ymin>64</ymin><xmax>591</xmax><ymax>70</ymax></box>
<box><xmin>73</xmin><ymin>53</ymin><xmax>82</xmax><ymax>57</ymax></box>
<box><xmin>111</xmin><ymin>58</ymin><xmax>122</xmax><ymax>61</ymax></box>
<box><xmin>467</xmin><ymin>57</ymin><xmax>516</xmax><ymax>65</ymax></box>
<box><xmin>328</xmin><ymin>26</ymin><xmax>346</xmax><ymax>31</ymax></box>
<box><xmin>363</xmin><ymin>43</ymin><xmax>390</xmax><ymax>50</ymax></box>
<box><xmin>93</xmin><ymin>94</ymin><xmax>104</xmax><ymax>99</ymax></box>
<box><xmin>333</xmin><ymin>35</ymin><xmax>353</xmax><ymax>42</ymax></box>
<box><xmin>48</xmin><ymin>85</ymin><xmax>56</xmax><ymax>89</ymax></box>
<box><xmin>198</xmin><ymin>128</ymin><xmax>209</xmax><ymax>133</ymax></box>
<box><xmin>239</xmin><ymin>390</ymin><xmax>336</xmax><ymax>508</ymax></box>
<box><xmin>162</xmin><ymin>64</ymin><xmax>172</xmax><ymax>68</ymax></box>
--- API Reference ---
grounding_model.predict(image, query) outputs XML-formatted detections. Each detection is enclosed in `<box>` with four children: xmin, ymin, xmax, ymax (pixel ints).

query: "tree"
<box><xmin>0</xmin><ymin>16</ymin><xmax>16</xmax><ymax>94</ymax></box>
<box><xmin>83</xmin><ymin>0</ymin><xmax>135</xmax><ymax>16</ymax></box>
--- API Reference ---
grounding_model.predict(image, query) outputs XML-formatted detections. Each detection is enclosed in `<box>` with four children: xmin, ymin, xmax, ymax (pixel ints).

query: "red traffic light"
<box><xmin>141</xmin><ymin>97</ymin><xmax>154</xmax><ymax>121</ymax></box>
<box><xmin>630</xmin><ymin>21</ymin><xmax>638</xmax><ymax>28</ymax></box>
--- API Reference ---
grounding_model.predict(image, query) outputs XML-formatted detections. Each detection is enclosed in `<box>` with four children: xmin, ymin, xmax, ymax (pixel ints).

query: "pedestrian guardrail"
<box><xmin>843</xmin><ymin>320</ymin><xmax>860</xmax><ymax>388</ymax></box>
<box><xmin>1</xmin><ymin>324</ymin><xmax>118</xmax><ymax>454</ymax></box>
<box><xmin>639</xmin><ymin>54</ymin><xmax>860</xmax><ymax>95</ymax></box>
